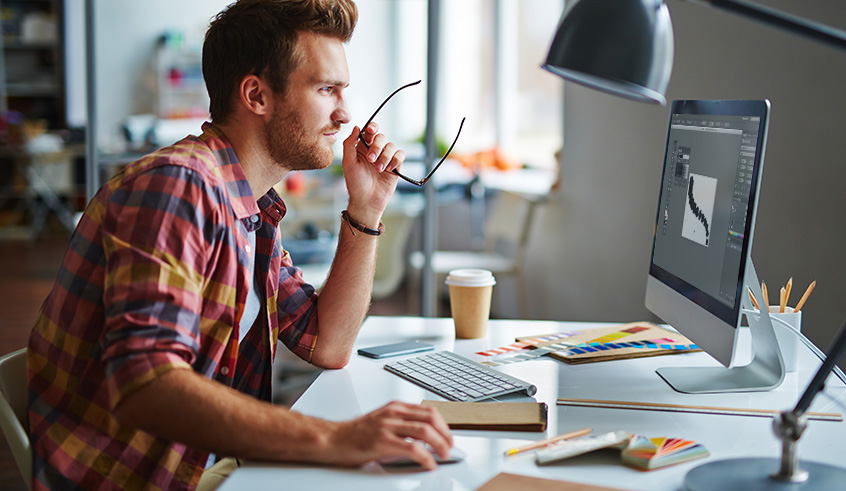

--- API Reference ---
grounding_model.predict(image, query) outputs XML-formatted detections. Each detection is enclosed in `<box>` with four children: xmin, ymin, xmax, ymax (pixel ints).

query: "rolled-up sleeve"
<box><xmin>275</xmin><ymin>249</ymin><xmax>320</xmax><ymax>362</ymax></box>
<box><xmin>99</xmin><ymin>165</ymin><xmax>218</xmax><ymax>410</ymax></box>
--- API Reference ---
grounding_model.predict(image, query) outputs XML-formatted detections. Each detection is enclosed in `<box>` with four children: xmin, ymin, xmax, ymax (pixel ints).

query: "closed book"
<box><xmin>421</xmin><ymin>400</ymin><xmax>547</xmax><ymax>432</ymax></box>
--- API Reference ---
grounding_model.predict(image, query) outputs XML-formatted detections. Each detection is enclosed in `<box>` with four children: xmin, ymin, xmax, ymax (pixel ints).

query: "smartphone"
<box><xmin>357</xmin><ymin>341</ymin><xmax>435</xmax><ymax>359</ymax></box>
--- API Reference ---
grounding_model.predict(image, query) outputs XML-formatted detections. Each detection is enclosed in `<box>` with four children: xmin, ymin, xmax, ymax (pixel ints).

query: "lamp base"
<box><xmin>684</xmin><ymin>458</ymin><xmax>846</xmax><ymax>490</ymax></box>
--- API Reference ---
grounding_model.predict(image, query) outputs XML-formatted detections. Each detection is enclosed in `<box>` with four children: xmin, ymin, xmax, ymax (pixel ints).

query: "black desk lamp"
<box><xmin>541</xmin><ymin>0</ymin><xmax>846</xmax><ymax>488</ymax></box>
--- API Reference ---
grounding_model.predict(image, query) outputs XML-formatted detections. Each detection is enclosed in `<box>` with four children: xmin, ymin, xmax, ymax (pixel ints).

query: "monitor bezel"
<box><xmin>648</xmin><ymin>99</ymin><xmax>770</xmax><ymax>331</ymax></box>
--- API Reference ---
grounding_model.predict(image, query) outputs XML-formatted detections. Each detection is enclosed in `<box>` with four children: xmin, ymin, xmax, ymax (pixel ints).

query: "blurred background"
<box><xmin>1</xmin><ymin>1</ymin><xmax>845</xmax><ymax>488</ymax></box>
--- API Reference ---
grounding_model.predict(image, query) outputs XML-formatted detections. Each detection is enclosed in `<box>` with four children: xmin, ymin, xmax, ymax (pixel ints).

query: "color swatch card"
<box><xmin>621</xmin><ymin>435</ymin><xmax>709</xmax><ymax>470</ymax></box>
<box><xmin>516</xmin><ymin>322</ymin><xmax>701</xmax><ymax>364</ymax></box>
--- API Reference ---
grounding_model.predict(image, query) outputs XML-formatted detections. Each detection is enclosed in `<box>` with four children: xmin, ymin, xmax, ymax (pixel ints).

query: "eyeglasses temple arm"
<box><xmin>415</xmin><ymin>117</ymin><xmax>466</xmax><ymax>185</ymax></box>
<box><xmin>358</xmin><ymin>80</ymin><xmax>422</xmax><ymax>147</ymax></box>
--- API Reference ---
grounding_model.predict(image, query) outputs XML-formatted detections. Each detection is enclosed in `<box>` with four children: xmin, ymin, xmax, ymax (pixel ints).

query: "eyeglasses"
<box><xmin>358</xmin><ymin>80</ymin><xmax>465</xmax><ymax>186</ymax></box>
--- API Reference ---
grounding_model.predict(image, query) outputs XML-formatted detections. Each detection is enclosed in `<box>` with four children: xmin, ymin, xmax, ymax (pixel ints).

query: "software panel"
<box><xmin>646</xmin><ymin>100</ymin><xmax>784</xmax><ymax>393</ymax></box>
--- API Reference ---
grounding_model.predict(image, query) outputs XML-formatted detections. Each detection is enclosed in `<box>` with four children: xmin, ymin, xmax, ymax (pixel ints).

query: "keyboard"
<box><xmin>383</xmin><ymin>350</ymin><xmax>537</xmax><ymax>402</ymax></box>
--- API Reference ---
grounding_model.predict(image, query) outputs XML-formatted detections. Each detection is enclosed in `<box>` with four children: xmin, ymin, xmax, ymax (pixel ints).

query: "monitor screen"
<box><xmin>646</xmin><ymin>100</ymin><xmax>771</xmax><ymax>380</ymax></box>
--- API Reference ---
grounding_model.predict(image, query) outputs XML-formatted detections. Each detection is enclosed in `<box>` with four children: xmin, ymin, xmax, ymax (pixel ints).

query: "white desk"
<box><xmin>220</xmin><ymin>317</ymin><xmax>846</xmax><ymax>491</ymax></box>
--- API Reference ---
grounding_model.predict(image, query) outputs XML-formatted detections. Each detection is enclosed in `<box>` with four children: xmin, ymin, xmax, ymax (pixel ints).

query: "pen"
<box><xmin>748</xmin><ymin>288</ymin><xmax>759</xmax><ymax>310</ymax></box>
<box><xmin>794</xmin><ymin>280</ymin><xmax>816</xmax><ymax>313</ymax></box>
<box><xmin>761</xmin><ymin>282</ymin><xmax>769</xmax><ymax>311</ymax></box>
<box><xmin>504</xmin><ymin>427</ymin><xmax>592</xmax><ymax>456</ymax></box>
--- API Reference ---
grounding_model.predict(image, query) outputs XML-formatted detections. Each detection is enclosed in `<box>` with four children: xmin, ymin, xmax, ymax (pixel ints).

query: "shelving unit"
<box><xmin>0</xmin><ymin>0</ymin><xmax>79</xmax><ymax>239</ymax></box>
<box><xmin>155</xmin><ymin>32</ymin><xmax>208</xmax><ymax>120</ymax></box>
<box><xmin>1</xmin><ymin>0</ymin><xmax>66</xmax><ymax>130</ymax></box>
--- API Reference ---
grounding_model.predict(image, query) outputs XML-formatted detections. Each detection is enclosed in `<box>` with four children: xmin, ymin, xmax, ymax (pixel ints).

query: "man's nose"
<box><xmin>333</xmin><ymin>97</ymin><xmax>351</xmax><ymax>124</ymax></box>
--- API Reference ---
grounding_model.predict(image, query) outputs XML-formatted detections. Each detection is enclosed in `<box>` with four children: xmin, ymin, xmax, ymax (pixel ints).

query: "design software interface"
<box><xmin>652</xmin><ymin>113</ymin><xmax>762</xmax><ymax>308</ymax></box>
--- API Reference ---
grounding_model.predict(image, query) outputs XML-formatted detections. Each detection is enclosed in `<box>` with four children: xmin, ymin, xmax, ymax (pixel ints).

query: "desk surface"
<box><xmin>220</xmin><ymin>317</ymin><xmax>846</xmax><ymax>491</ymax></box>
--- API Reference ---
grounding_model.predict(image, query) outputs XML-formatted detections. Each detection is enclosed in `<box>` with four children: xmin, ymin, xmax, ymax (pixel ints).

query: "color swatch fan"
<box><xmin>621</xmin><ymin>435</ymin><xmax>709</xmax><ymax>470</ymax></box>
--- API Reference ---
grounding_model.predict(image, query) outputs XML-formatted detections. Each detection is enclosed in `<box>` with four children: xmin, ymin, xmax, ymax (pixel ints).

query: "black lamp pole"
<box><xmin>687</xmin><ymin>0</ymin><xmax>846</xmax><ymax>51</ymax></box>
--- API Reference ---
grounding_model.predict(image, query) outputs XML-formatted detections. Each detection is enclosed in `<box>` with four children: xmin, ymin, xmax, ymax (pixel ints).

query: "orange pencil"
<box><xmin>761</xmin><ymin>282</ymin><xmax>769</xmax><ymax>310</ymax></box>
<box><xmin>779</xmin><ymin>287</ymin><xmax>786</xmax><ymax>313</ymax></box>
<box><xmin>794</xmin><ymin>280</ymin><xmax>816</xmax><ymax>313</ymax></box>
<box><xmin>784</xmin><ymin>277</ymin><xmax>793</xmax><ymax>310</ymax></box>
<box><xmin>504</xmin><ymin>428</ymin><xmax>592</xmax><ymax>456</ymax></box>
<box><xmin>748</xmin><ymin>288</ymin><xmax>759</xmax><ymax>310</ymax></box>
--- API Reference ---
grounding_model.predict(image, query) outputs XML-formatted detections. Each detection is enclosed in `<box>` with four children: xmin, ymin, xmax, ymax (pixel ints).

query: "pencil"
<box><xmin>779</xmin><ymin>287</ymin><xmax>786</xmax><ymax>313</ymax></box>
<box><xmin>748</xmin><ymin>288</ymin><xmax>759</xmax><ymax>310</ymax></box>
<box><xmin>504</xmin><ymin>427</ymin><xmax>592</xmax><ymax>456</ymax></box>
<box><xmin>785</xmin><ymin>277</ymin><xmax>793</xmax><ymax>310</ymax></box>
<box><xmin>761</xmin><ymin>282</ymin><xmax>769</xmax><ymax>311</ymax></box>
<box><xmin>794</xmin><ymin>280</ymin><xmax>816</xmax><ymax>313</ymax></box>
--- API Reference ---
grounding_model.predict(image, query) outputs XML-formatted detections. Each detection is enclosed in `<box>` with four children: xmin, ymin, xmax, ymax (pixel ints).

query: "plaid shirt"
<box><xmin>27</xmin><ymin>123</ymin><xmax>320</xmax><ymax>490</ymax></box>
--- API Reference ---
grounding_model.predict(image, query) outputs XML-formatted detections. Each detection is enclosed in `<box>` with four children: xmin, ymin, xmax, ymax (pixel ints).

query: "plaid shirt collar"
<box><xmin>199</xmin><ymin>122</ymin><xmax>287</xmax><ymax>227</ymax></box>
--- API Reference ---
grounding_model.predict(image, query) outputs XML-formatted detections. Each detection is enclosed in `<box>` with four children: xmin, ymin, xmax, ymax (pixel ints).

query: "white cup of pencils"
<box><xmin>750</xmin><ymin>278</ymin><xmax>815</xmax><ymax>373</ymax></box>
<box><xmin>767</xmin><ymin>306</ymin><xmax>801</xmax><ymax>373</ymax></box>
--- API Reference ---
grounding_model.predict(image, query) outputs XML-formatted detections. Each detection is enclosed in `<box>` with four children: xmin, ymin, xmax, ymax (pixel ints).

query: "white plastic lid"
<box><xmin>445</xmin><ymin>269</ymin><xmax>496</xmax><ymax>287</ymax></box>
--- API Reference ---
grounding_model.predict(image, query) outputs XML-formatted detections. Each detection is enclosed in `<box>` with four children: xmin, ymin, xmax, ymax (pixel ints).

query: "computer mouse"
<box><xmin>378</xmin><ymin>445</ymin><xmax>465</xmax><ymax>467</ymax></box>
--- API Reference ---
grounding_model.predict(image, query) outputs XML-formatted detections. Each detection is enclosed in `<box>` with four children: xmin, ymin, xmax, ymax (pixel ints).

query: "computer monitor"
<box><xmin>645</xmin><ymin>99</ymin><xmax>785</xmax><ymax>394</ymax></box>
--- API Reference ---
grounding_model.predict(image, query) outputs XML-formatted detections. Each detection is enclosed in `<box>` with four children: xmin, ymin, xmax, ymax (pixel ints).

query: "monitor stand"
<box><xmin>656</xmin><ymin>261</ymin><xmax>785</xmax><ymax>393</ymax></box>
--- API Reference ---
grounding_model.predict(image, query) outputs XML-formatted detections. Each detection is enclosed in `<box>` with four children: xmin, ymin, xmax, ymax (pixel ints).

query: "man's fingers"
<box><xmin>345</xmin><ymin>126</ymin><xmax>362</xmax><ymax>157</ymax></box>
<box><xmin>385</xmin><ymin>437</ymin><xmax>439</xmax><ymax>470</ymax></box>
<box><xmin>386</xmin><ymin>419</ymin><xmax>451</xmax><ymax>460</ymax></box>
<box><xmin>375</xmin><ymin>402</ymin><xmax>452</xmax><ymax>459</ymax></box>
<box><xmin>376</xmin><ymin>142</ymin><xmax>400</xmax><ymax>172</ymax></box>
<box><xmin>363</xmin><ymin>122</ymin><xmax>379</xmax><ymax>140</ymax></box>
<box><xmin>387</xmin><ymin>149</ymin><xmax>406</xmax><ymax>173</ymax></box>
<box><xmin>365</xmin><ymin>133</ymin><xmax>387</xmax><ymax>164</ymax></box>
<box><xmin>388</xmin><ymin>404</ymin><xmax>452</xmax><ymax>448</ymax></box>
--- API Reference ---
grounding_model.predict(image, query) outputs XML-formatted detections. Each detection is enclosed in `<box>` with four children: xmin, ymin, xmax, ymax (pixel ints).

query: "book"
<box><xmin>420</xmin><ymin>400</ymin><xmax>547</xmax><ymax>432</ymax></box>
<box><xmin>621</xmin><ymin>435</ymin><xmax>710</xmax><ymax>470</ymax></box>
<box><xmin>516</xmin><ymin>322</ymin><xmax>701</xmax><ymax>364</ymax></box>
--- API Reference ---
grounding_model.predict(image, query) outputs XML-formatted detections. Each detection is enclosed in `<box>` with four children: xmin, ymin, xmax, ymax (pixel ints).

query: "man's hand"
<box><xmin>324</xmin><ymin>401</ymin><xmax>453</xmax><ymax>470</ymax></box>
<box><xmin>341</xmin><ymin>123</ymin><xmax>405</xmax><ymax>227</ymax></box>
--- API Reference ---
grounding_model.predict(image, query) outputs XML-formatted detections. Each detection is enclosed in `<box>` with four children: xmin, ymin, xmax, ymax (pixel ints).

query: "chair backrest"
<box><xmin>482</xmin><ymin>190</ymin><xmax>547</xmax><ymax>263</ymax></box>
<box><xmin>373</xmin><ymin>201</ymin><xmax>421</xmax><ymax>300</ymax></box>
<box><xmin>0</xmin><ymin>348</ymin><xmax>32</xmax><ymax>489</ymax></box>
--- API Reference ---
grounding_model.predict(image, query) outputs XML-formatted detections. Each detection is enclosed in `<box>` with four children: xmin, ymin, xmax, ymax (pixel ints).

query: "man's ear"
<box><xmin>238</xmin><ymin>74</ymin><xmax>270</xmax><ymax>116</ymax></box>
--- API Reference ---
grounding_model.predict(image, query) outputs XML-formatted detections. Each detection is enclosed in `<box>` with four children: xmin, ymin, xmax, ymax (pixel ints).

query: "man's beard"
<box><xmin>264</xmin><ymin>108</ymin><xmax>338</xmax><ymax>171</ymax></box>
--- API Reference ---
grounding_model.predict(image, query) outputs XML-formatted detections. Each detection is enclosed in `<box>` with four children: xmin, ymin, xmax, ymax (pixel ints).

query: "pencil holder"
<box><xmin>768</xmin><ymin>306</ymin><xmax>802</xmax><ymax>373</ymax></box>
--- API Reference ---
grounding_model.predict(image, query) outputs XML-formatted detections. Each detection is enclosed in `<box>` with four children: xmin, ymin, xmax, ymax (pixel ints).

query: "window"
<box><xmin>344</xmin><ymin>0</ymin><xmax>564</xmax><ymax>170</ymax></box>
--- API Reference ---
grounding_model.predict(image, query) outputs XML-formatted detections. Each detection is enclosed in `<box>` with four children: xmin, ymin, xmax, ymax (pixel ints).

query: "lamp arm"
<box><xmin>683</xmin><ymin>0</ymin><xmax>846</xmax><ymax>51</ymax></box>
<box><xmin>791</xmin><ymin>319</ymin><xmax>846</xmax><ymax>419</ymax></box>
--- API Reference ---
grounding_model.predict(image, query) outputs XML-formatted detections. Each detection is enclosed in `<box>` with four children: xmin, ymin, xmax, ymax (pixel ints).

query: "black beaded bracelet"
<box><xmin>340</xmin><ymin>210</ymin><xmax>384</xmax><ymax>236</ymax></box>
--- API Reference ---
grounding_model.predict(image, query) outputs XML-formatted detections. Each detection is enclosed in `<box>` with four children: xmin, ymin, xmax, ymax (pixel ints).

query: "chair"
<box><xmin>372</xmin><ymin>197</ymin><xmax>424</xmax><ymax>300</ymax></box>
<box><xmin>410</xmin><ymin>189</ymin><xmax>547</xmax><ymax>318</ymax></box>
<box><xmin>0</xmin><ymin>348</ymin><xmax>31</xmax><ymax>489</ymax></box>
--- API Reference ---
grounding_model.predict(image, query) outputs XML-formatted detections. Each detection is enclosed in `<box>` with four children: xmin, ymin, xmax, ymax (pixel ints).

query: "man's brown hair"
<box><xmin>203</xmin><ymin>0</ymin><xmax>358</xmax><ymax>123</ymax></box>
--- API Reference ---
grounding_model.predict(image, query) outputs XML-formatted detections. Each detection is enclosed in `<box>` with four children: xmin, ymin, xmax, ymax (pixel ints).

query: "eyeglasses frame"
<box><xmin>357</xmin><ymin>80</ymin><xmax>465</xmax><ymax>186</ymax></box>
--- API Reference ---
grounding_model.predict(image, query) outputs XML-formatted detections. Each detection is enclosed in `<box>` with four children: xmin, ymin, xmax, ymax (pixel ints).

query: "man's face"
<box><xmin>264</xmin><ymin>32</ymin><xmax>351</xmax><ymax>171</ymax></box>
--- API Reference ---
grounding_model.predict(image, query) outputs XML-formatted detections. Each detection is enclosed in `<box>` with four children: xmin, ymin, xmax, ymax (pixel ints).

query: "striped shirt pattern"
<box><xmin>27</xmin><ymin>123</ymin><xmax>320</xmax><ymax>490</ymax></box>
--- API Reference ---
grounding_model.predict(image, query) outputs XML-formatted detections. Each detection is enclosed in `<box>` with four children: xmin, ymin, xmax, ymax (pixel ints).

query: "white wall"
<box><xmin>529</xmin><ymin>1</ymin><xmax>846</xmax><ymax>367</ymax></box>
<box><xmin>93</xmin><ymin>0</ymin><xmax>230</xmax><ymax>150</ymax></box>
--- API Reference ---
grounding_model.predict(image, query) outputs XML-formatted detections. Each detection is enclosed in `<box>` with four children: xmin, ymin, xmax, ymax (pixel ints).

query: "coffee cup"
<box><xmin>445</xmin><ymin>269</ymin><xmax>496</xmax><ymax>339</ymax></box>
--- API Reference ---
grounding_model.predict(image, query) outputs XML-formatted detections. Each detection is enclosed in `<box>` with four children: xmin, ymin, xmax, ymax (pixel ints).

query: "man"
<box><xmin>26</xmin><ymin>1</ymin><xmax>452</xmax><ymax>489</ymax></box>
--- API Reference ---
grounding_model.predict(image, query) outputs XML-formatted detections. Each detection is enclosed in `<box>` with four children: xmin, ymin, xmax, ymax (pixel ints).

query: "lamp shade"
<box><xmin>542</xmin><ymin>0</ymin><xmax>674</xmax><ymax>105</ymax></box>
